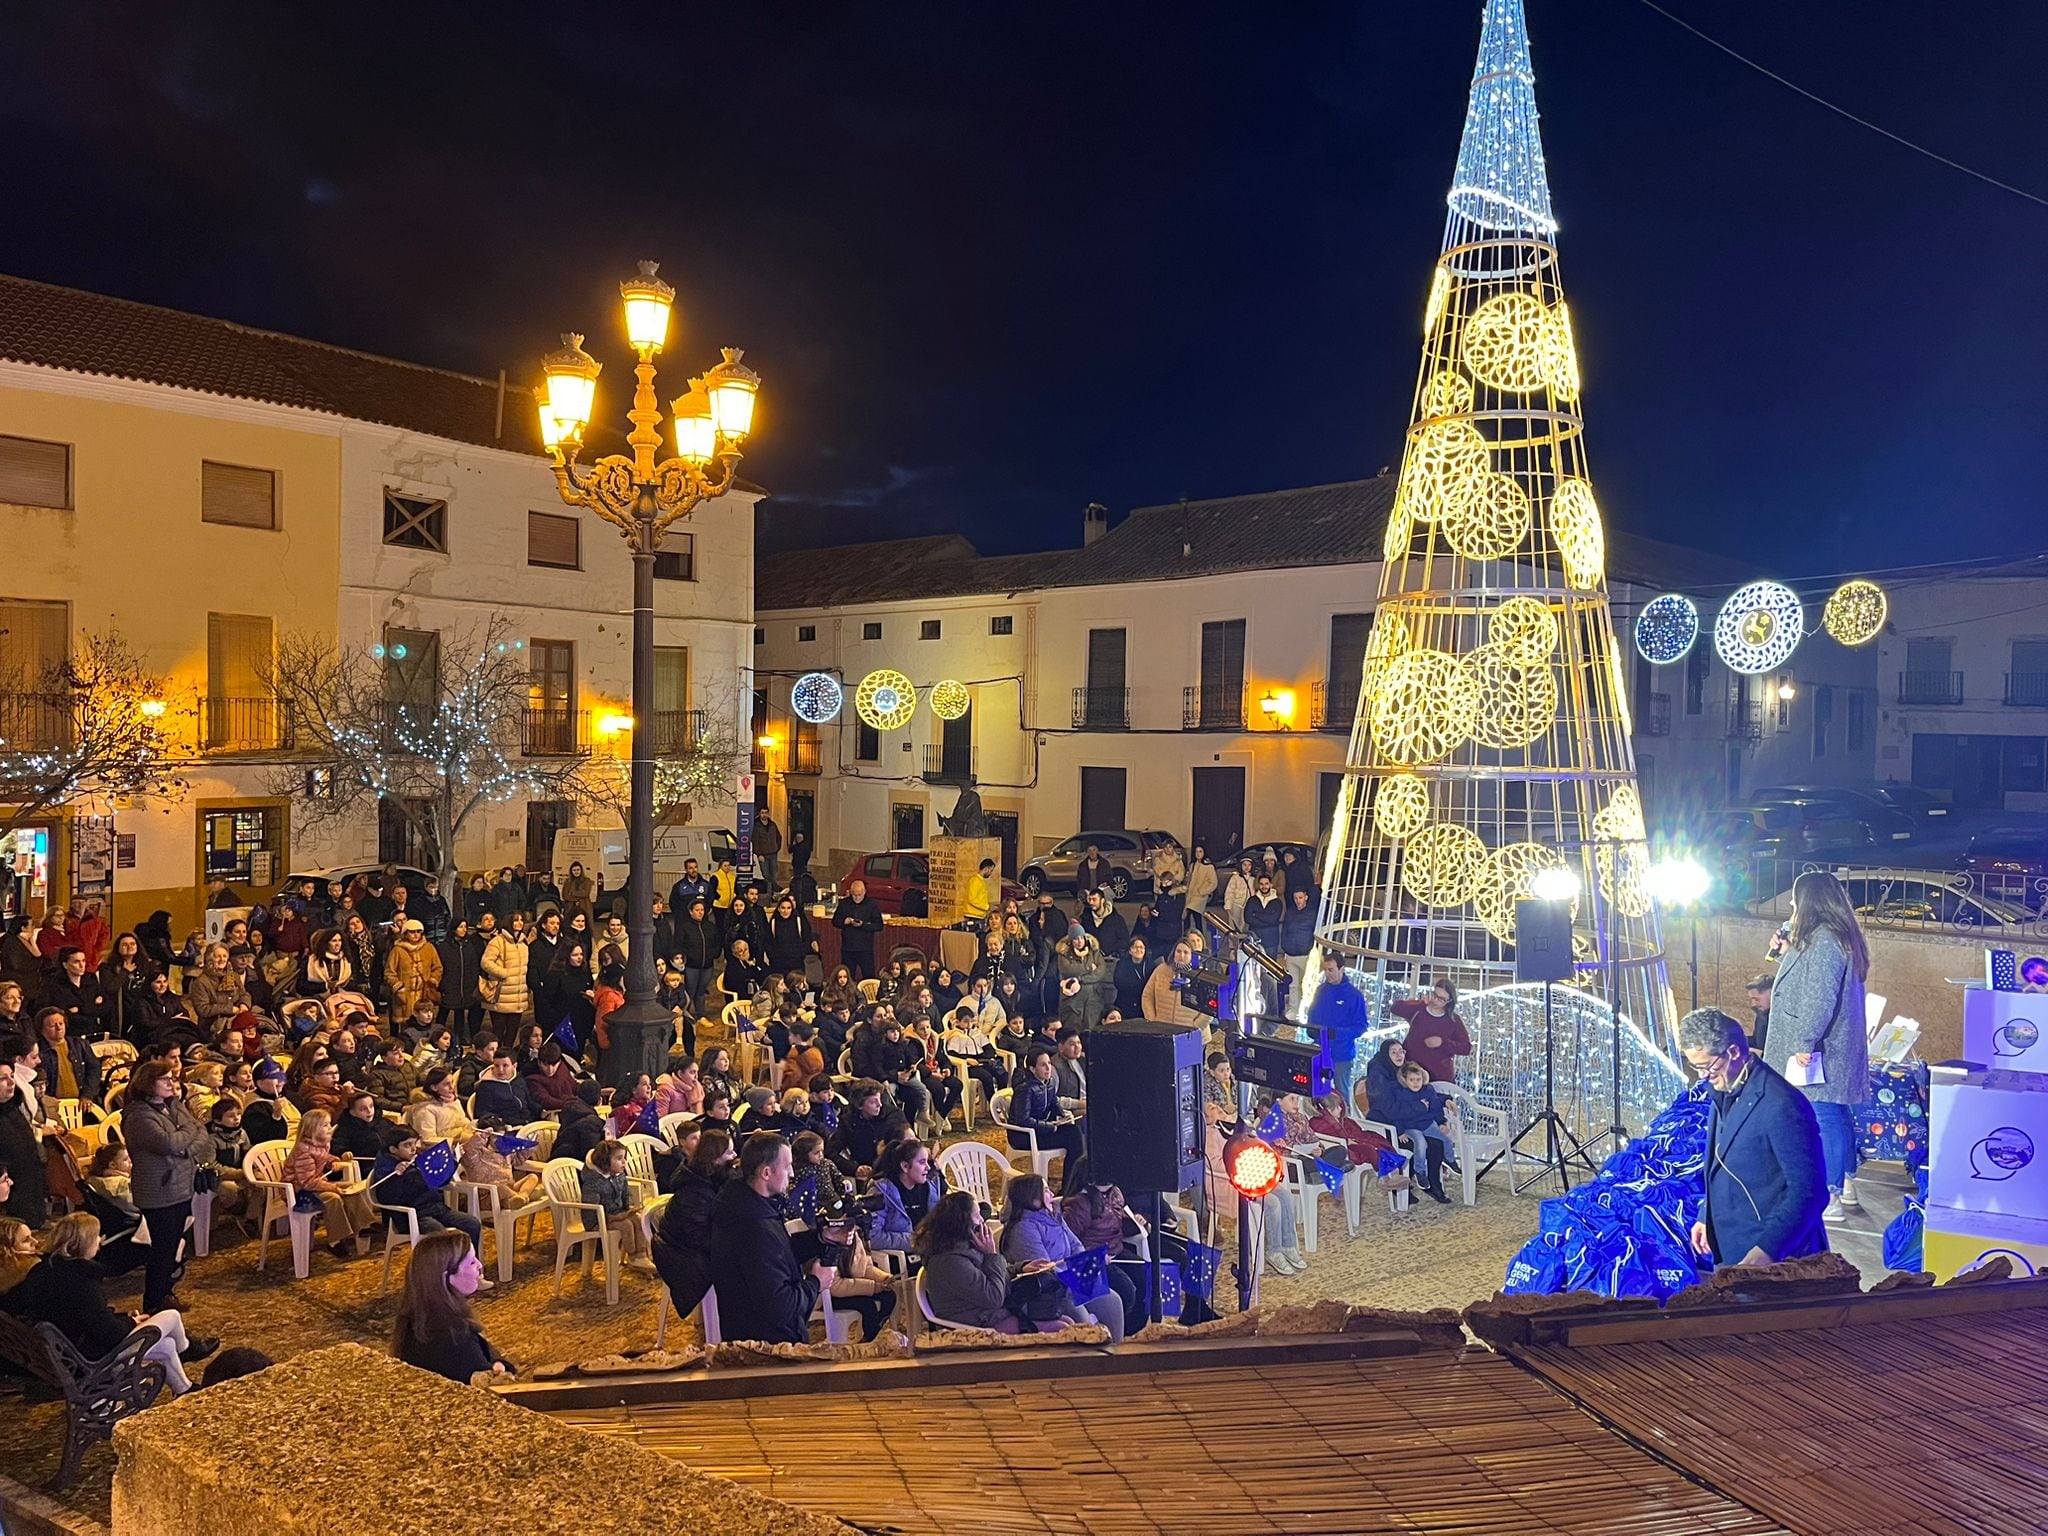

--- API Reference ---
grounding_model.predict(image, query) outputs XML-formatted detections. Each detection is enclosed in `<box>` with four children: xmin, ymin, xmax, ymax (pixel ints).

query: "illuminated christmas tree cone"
<box><xmin>1312</xmin><ymin>0</ymin><xmax>1682</xmax><ymax>1143</ymax></box>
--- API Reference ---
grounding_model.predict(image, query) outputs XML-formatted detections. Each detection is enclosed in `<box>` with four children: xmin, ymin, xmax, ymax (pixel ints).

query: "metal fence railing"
<box><xmin>1719</xmin><ymin>855</ymin><xmax>2048</xmax><ymax>937</ymax></box>
<box><xmin>1072</xmin><ymin>686</ymin><xmax>1130</xmax><ymax>730</ymax></box>
<box><xmin>1898</xmin><ymin>670</ymin><xmax>1964</xmax><ymax>706</ymax></box>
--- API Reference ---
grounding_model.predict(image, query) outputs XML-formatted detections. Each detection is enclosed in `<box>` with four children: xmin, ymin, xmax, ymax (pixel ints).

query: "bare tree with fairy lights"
<box><xmin>0</xmin><ymin>631</ymin><xmax>190</xmax><ymax>833</ymax></box>
<box><xmin>263</xmin><ymin>618</ymin><xmax>624</xmax><ymax>901</ymax></box>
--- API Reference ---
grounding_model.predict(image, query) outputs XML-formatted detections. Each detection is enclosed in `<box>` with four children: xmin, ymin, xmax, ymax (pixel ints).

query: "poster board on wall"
<box><xmin>927</xmin><ymin>835</ymin><xmax>1000</xmax><ymax>924</ymax></box>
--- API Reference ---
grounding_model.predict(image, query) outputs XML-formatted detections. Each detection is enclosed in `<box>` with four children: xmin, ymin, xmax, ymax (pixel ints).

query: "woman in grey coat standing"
<box><xmin>121</xmin><ymin>1059</ymin><xmax>217</xmax><ymax>1313</ymax></box>
<box><xmin>1764</xmin><ymin>870</ymin><xmax>1870</xmax><ymax>1223</ymax></box>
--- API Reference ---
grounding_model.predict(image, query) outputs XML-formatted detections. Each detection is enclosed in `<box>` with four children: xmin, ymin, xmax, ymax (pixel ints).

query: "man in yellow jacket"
<box><xmin>962</xmin><ymin>858</ymin><xmax>997</xmax><ymax>929</ymax></box>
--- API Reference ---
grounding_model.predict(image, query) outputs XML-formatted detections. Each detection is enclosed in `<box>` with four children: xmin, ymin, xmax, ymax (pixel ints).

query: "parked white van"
<box><xmin>550</xmin><ymin>825</ymin><xmax>756</xmax><ymax>901</ymax></box>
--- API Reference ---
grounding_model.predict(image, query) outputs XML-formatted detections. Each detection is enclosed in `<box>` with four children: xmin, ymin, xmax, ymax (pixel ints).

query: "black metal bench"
<box><xmin>0</xmin><ymin>1308</ymin><xmax>168</xmax><ymax>1489</ymax></box>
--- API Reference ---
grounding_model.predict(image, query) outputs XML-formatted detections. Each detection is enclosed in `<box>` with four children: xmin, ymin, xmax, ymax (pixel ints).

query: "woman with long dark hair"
<box><xmin>393</xmin><ymin>1227</ymin><xmax>510</xmax><ymax>1382</ymax></box>
<box><xmin>1766</xmin><ymin>870</ymin><xmax>1872</xmax><ymax>1223</ymax></box>
<box><xmin>120</xmin><ymin>1059</ymin><xmax>215</xmax><ymax>1314</ymax></box>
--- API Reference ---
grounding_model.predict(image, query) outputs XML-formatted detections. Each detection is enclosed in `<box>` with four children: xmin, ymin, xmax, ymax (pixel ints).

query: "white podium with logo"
<box><xmin>1924</xmin><ymin>985</ymin><xmax>2048</xmax><ymax>1279</ymax></box>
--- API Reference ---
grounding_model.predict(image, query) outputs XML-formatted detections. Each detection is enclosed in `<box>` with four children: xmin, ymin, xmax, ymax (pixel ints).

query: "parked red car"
<box><xmin>837</xmin><ymin>849</ymin><xmax>1025</xmax><ymax>917</ymax></box>
<box><xmin>1954</xmin><ymin>830</ymin><xmax>2048</xmax><ymax>911</ymax></box>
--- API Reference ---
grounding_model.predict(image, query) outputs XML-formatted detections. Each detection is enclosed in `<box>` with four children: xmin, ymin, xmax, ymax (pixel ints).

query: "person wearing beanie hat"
<box><xmin>242</xmin><ymin>1058</ymin><xmax>296</xmax><ymax>1147</ymax></box>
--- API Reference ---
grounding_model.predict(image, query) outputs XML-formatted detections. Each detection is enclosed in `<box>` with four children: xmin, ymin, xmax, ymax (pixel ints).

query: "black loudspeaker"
<box><xmin>1515</xmin><ymin>897</ymin><xmax>1575</xmax><ymax>984</ymax></box>
<box><xmin>1086</xmin><ymin>1022</ymin><xmax>1206</xmax><ymax>1193</ymax></box>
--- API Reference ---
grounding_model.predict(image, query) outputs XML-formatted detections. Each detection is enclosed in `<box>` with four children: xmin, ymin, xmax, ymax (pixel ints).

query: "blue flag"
<box><xmin>494</xmin><ymin>1131</ymin><xmax>540</xmax><ymax>1156</ymax></box>
<box><xmin>1155</xmin><ymin>1260</ymin><xmax>1184</xmax><ymax>1319</ymax></box>
<box><xmin>415</xmin><ymin>1140</ymin><xmax>457</xmax><ymax>1190</ymax></box>
<box><xmin>552</xmin><ymin>1015</ymin><xmax>579</xmax><ymax>1052</ymax></box>
<box><xmin>1376</xmin><ymin>1147</ymin><xmax>1408</xmax><ymax>1178</ymax></box>
<box><xmin>788</xmin><ymin>1170</ymin><xmax>821</xmax><ymax>1224</ymax></box>
<box><xmin>1255</xmin><ymin>1102</ymin><xmax>1288</xmax><ymax>1142</ymax></box>
<box><xmin>637</xmin><ymin>1097</ymin><xmax>663</xmax><ymax>1136</ymax></box>
<box><xmin>1315</xmin><ymin>1155</ymin><xmax>1349</xmax><ymax>1197</ymax></box>
<box><xmin>1055</xmin><ymin>1245</ymin><xmax>1111</xmax><ymax>1305</ymax></box>
<box><xmin>1183</xmin><ymin>1239</ymin><xmax>1222</xmax><ymax>1300</ymax></box>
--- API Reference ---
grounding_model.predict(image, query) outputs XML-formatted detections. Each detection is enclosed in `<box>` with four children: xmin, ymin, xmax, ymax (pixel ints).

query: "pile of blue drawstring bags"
<box><xmin>1502</xmin><ymin>1083</ymin><xmax>1712</xmax><ymax>1302</ymax></box>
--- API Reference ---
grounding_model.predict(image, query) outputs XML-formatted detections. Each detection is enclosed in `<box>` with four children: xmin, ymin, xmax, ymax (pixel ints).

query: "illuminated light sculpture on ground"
<box><xmin>927</xmin><ymin>679</ymin><xmax>971</xmax><ymax>720</ymax></box>
<box><xmin>1713</xmin><ymin>579</ymin><xmax>1804</xmax><ymax>675</ymax></box>
<box><xmin>854</xmin><ymin>669</ymin><xmax>917</xmax><ymax>731</ymax></box>
<box><xmin>1313</xmin><ymin>0</ymin><xmax>1677</xmax><ymax>1107</ymax></box>
<box><xmin>1823</xmin><ymin>578</ymin><xmax>1888</xmax><ymax>647</ymax></box>
<box><xmin>790</xmin><ymin>671</ymin><xmax>843</xmax><ymax>725</ymax></box>
<box><xmin>1634</xmin><ymin>593</ymin><xmax>1699</xmax><ymax>664</ymax></box>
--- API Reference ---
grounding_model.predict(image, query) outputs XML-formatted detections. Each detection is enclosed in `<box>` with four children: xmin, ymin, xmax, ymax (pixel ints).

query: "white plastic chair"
<box><xmin>946</xmin><ymin>1052</ymin><xmax>985</xmax><ymax>1131</ymax></box>
<box><xmin>244</xmin><ymin>1140</ymin><xmax>317</xmax><ymax>1279</ymax></box>
<box><xmin>988</xmin><ymin>1089</ymin><xmax>1059</xmax><ymax>1182</ymax></box>
<box><xmin>936</xmin><ymin>1140</ymin><xmax>1009</xmax><ymax>1210</ymax></box>
<box><xmin>856</xmin><ymin>978</ymin><xmax>880</xmax><ymax>1005</ymax></box>
<box><xmin>519</xmin><ymin>1119</ymin><xmax>559</xmax><ymax>1162</ymax></box>
<box><xmin>542</xmin><ymin>1157</ymin><xmax>620</xmax><ymax>1305</ymax></box>
<box><xmin>657</xmin><ymin>1112</ymin><xmax>693</xmax><ymax>1145</ymax></box>
<box><xmin>619</xmin><ymin>1132</ymin><xmax>666</xmax><ymax>1207</ymax></box>
<box><xmin>450</xmin><ymin>1175</ymin><xmax>546</xmax><ymax>1284</ymax></box>
<box><xmin>719</xmin><ymin>998</ymin><xmax>753</xmax><ymax>1036</ymax></box>
<box><xmin>372</xmin><ymin>1194</ymin><xmax>428</xmax><ymax>1295</ymax></box>
<box><xmin>1433</xmin><ymin>1080</ymin><xmax>1509</xmax><ymax>1206</ymax></box>
<box><xmin>914</xmin><ymin>1267</ymin><xmax>979</xmax><ymax>1332</ymax></box>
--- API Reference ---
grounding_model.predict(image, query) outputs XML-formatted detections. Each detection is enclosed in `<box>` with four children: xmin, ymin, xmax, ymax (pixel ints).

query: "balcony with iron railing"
<box><xmin>650</xmin><ymin>708</ymin><xmax>706</xmax><ymax>755</ymax></box>
<box><xmin>1898</xmin><ymin>670</ymin><xmax>1964</xmax><ymax>706</ymax></box>
<box><xmin>522</xmin><ymin>703</ymin><xmax>584</xmax><ymax>756</ymax></box>
<box><xmin>202</xmin><ymin>695</ymin><xmax>288</xmax><ymax>753</ymax></box>
<box><xmin>2005</xmin><ymin>673</ymin><xmax>2048</xmax><ymax>708</ymax></box>
<box><xmin>1726</xmin><ymin>696</ymin><xmax>1761</xmax><ymax>742</ymax></box>
<box><xmin>1072</xmin><ymin>686</ymin><xmax>1130</xmax><ymax>730</ymax></box>
<box><xmin>1310</xmin><ymin>679</ymin><xmax>1358</xmax><ymax>733</ymax></box>
<box><xmin>1638</xmin><ymin>691</ymin><xmax>1672</xmax><ymax>739</ymax></box>
<box><xmin>788</xmin><ymin>733</ymin><xmax>823</xmax><ymax>775</ymax></box>
<box><xmin>0</xmin><ymin>692</ymin><xmax>73</xmax><ymax>752</ymax></box>
<box><xmin>1182</xmin><ymin>684</ymin><xmax>1245</xmax><ymax>731</ymax></box>
<box><xmin>921</xmin><ymin>742</ymin><xmax>976</xmax><ymax>784</ymax></box>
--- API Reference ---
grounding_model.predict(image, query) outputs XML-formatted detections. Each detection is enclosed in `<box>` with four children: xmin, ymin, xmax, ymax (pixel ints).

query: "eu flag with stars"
<box><xmin>1256</xmin><ymin>1103</ymin><xmax>1288</xmax><ymax>1142</ymax></box>
<box><xmin>1056</xmin><ymin>1245</ymin><xmax>1110</xmax><ymax>1305</ymax></box>
<box><xmin>1316</xmin><ymin>1155</ymin><xmax>1348</xmax><ymax>1197</ymax></box>
<box><xmin>553</xmin><ymin>1015</ymin><xmax>580</xmax><ymax>1052</ymax></box>
<box><xmin>1184</xmin><ymin>1239</ymin><xmax>1222</xmax><ymax>1300</ymax></box>
<box><xmin>1376</xmin><ymin>1148</ymin><xmax>1408</xmax><ymax>1178</ymax></box>
<box><xmin>494</xmin><ymin>1131</ymin><xmax>540</xmax><ymax>1156</ymax></box>
<box><xmin>638</xmin><ymin>1097</ymin><xmax>663</xmax><ymax>1136</ymax></box>
<box><xmin>788</xmin><ymin>1170</ymin><xmax>821</xmax><ymax>1224</ymax></box>
<box><xmin>1155</xmin><ymin>1260</ymin><xmax>1184</xmax><ymax>1319</ymax></box>
<box><xmin>415</xmin><ymin>1139</ymin><xmax>457</xmax><ymax>1191</ymax></box>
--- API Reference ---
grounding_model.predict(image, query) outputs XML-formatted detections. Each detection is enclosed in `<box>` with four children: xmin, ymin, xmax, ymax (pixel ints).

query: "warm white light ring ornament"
<box><xmin>1459</xmin><ymin>647</ymin><xmax>1558</xmax><ymax>750</ymax></box>
<box><xmin>1823</xmin><ymin>578</ymin><xmax>1887</xmax><ymax>647</ymax></box>
<box><xmin>1460</xmin><ymin>290</ymin><xmax>1551</xmax><ymax>392</ymax></box>
<box><xmin>1540</xmin><ymin>300</ymin><xmax>1580</xmax><ymax>399</ymax></box>
<box><xmin>1359</xmin><ymin>613</ymin><xmax>1410</xmax><ymax>697</ymax></box>
<box><xmin>1369</xmin><ymin>648</ymin><xmax>1479</xmax><ymax>765</ymax></box>
<box><xmin>1592</xmin><ymin>785</ymin><xmax>1652</xmax><ymax>919</ymax></box>
<box><xmin>854</xmin><ymin>669</ymin><xmax>917</xmax><ymax>731</ymax></box>
<box><xmin>790</xmin><ymin>672</ymin><xmax>843</xmax><ymax>725</ymax></box>
<box><xmin>1382</xmin><ymin>501</ymin><xmax>1414</xmax><ymax>563</ymax></box>
<box><xmin>1548</xmin><ymin>478</ymin><xmax>1604</xmax><ymax>587</ymax></box>
<box><xmin>1374</xmin><ymin>774</ymin><xmax>1432</xmax><ymax>839</ymax></box>
<box><xmin>1400</xmin><ymin>823</ymin><xmax>1487</xmax><ymax>907</ymax></box>
<box><xmin>1424</xmin><ymin>267</ymin><xmax>1451</xmax><ymax>334</ymax></box>
<box><xmin>1713</xmin><ymin>580</ymin><xmax>1804</xmax><ymax>675</ymax></box>
<box><xmin>1633</xmin><ymin>594</ymin><xmax>1699</xmax><ymax>665</ymax></box>
<box><xmin>1442</xmin><ymin>471</ymin><xmax>1531</xmax><ymax>560</ymax></box>
<box><xmin>1488</xmin><ymin>596</ymin><xmax>1557</xmax><ymax>665</ymax></box>
<box><xmin>1473</xmin><ymin>841</ymin><xmax>1574</xmax><ymax>942</ymax></box>
<box><xmin>928</xmin><ymin>679</ymin><xmax>971</xmax><ymax>721</ymax></box>
<box><xmin>1399</xmin><ymin>420</ymin><xmax>1490</xmax><ymax>522</ymax></box>
<box><xmin>1423</xmin><ymin>370</ymin><xmax>1474</xmax><ymax>418</ymax></box>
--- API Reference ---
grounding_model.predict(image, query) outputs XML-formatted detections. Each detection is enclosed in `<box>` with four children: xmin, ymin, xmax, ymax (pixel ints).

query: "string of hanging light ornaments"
<box><xmin>789</xmin><ymin>669</ymin><xmax>975</xmax><ymax>729</ymax></box>
<box><xmin>1633</xmin><ymin>575</ymin><xmax>1888</xmax><ymax>673</ymax></box>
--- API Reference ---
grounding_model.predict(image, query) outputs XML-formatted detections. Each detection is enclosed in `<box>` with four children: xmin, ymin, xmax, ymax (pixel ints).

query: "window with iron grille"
<box><xmin>0</xmin><ymin>436</ymin><xmax>71</xmax><ymax>509</ymax></box>
<box><xmin>382</xmin><ymin>489</ymin><xmax>447</xmax><ymax>553</ymax></box>
<box><xmin>990</xmin><ymin>615</ymin><xmax>1013</xmax><ymax>636</ymax></box>
<box><xmin>202</xmin><ymin>461</ymin><xmax>277</xmax><ymax>529</ymax></box>
<box><xmin>862</xmin><ymin>622</ymin><xmax>883</xmax><ymax>641</ymax></box>
<box><xmin>797</xmin><ymin>624</ymin><xmax>817</xmax><ymax>642</ymax></box>
<box><xmin>920</xmin><ymin>620</ymin><xmax>941</xmax><ymax>640</ymax></box>
<box><xmin>527</xmin><ymin>510</ymin><xmax>581</xmax><ymax>569</ymax></box>
<box><xmin>653</xmin><ymin>533</ymin><xmax>694</xmax><ymax>580</ymax></box>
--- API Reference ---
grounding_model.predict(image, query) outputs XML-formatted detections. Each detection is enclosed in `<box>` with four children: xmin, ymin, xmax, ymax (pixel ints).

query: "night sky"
<box><xmin>5</xmin><ymin>2</ymin><xmax>2044</xmax><ymax>572</ymax></box>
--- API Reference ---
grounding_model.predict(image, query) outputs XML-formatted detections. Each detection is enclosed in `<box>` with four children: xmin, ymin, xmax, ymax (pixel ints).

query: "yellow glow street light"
<box><xmin>1776</xmin><ymin>679</ymin><xmax>1797</xmax><ymax>701</ymax></box>
<box><xmin>756</xmin><ymin>733</ymin><xmax>779</xmax><ymax>751</ymax></box>
<box><xmin>138</xmin><ymin>698</ymin><xmax>167</xmax><ymax>719</ymax></box>
<box><xmin>1259</xmin><ymin>688</ymin><xmax>1296</xmax><ymax>727</ymax></box>
<box><xmin>1647</xmin><ymin>854</ymin><xmax>1713</xmax><ymax>1010</ymax></box>
<box><xmin>538</xmin><ymin>260</ymin><xmax>762</xmax><ymax>1077</ymax></box>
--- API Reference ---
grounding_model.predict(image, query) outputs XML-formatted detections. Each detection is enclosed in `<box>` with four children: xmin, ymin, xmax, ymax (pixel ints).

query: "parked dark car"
<box><xmin>1868</xmin><ymin>783</ymin><xmax>1950</xmax><ymax>822</ymax></box>
<box><xmin>1954</xmin><ymin>829</ymin><xmax>2048</xmax><ymax>912</ymax></box>
<box><xmin>1708</xmin><ymin>806</ymin><xmax>1875</xmax><ymax>905</ymax></box>
<box><xmin>1744</xmin><ymin>786</ymin><xmax>1915</xmax><ymax>845</ymax></box>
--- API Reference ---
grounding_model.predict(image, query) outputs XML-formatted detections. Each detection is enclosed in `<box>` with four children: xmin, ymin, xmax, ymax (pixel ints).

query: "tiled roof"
<box><xmin>0</xmin><ymin>271</ymin><xmax>544</xmax><ymax>453</ymax></box>
<box><xmin>756</xmin><ymin>478</ymin><xmax>1399</xmax><ymax>608</ymax></box>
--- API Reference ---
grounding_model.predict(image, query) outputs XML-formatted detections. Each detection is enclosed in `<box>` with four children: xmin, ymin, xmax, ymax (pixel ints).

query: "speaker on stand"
<box><xmin>1085</xmin><ymin>1023</ymin><xmax>1206</xmax><ymax>1320</ymax></box>
<box><xmin>1479</xmin><ymin>896</ymin><xmax>1597</xmax><ymax>1193</ymax></box>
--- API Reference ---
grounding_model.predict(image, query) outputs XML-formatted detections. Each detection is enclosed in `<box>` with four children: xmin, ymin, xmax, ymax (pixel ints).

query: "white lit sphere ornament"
<box><xmin>1488</xmin><ymin>596</ymin><xmax>1557</xmax><ymax>666</ymax></box>
<box><xmin>1399</xmin><ymin>420</ymin><xmax>1490</xmax><ymax>523</ymax></box>
<box><xmin>1459</xmin><ymin>647</ymin><xmax>1558</xmax><ymax>751</ymax></box>
<box><xmin>1713</xmin><ymin>581</ymin><xmax>1804</xmax><ymax>675</ymax></box>
<box><xmin>1400</xmin><ymin>823</ymin><xmax>1487</xmax><ymax>908</ymax></box>
<box><xmin>1460</xmin><ymin>290</ymin><xmax>1552</xmax><ymax>392</ymax></box>
<box><xmin>1547</xmin><ymin>478</ymin><xmax>1605</xmax><ymax>587</ymax></box>
<box><xmin>1369</xmin><ymin>648</ymin><xmax>1479</xmax><ymax>766</ymax></box>
<box><xmin>1442</xmin><ymin>472</ymin><xmax>1531</xmax><ymax>561</ymax></box>
<box><xmin>1540</xmin><ymin>301</ymin><xmax>1581</xmax><ymax>399</ymax></box>
<box><xmin>928</xmin><ymin>679</ymin><xmax>971</xmax><ymax>721</ymax></box>
<box><xmin>1473</xmin><ymin>841</ymin><xmax>1574</xmax><ymax>943</ymax></box>
<box><xmin>1823</xmin><ymin>579</ymin><xmax>1887</xmax><ymax>647</ymax></box>
<box><xmin>1374</xmin><ymin>774</ymin><xmax>1431</xmax><ymax>839</ymax></box>
<box><xmin>790</xmin><ymin>672</ymin><xmax>843</xmax><ymax>725</ymax></box>
<box><xmin>1634</xmin><ymin>594</ymin><xmax>1699</xmax><ymax>665</ymax></box>
<box><xmin>855</xmin><ymin>669</ymin><xmax>917</xmax><ymax>731</ymax></box>
<box><xmin>1424</xmin><ymin>267</ymin><xmax>1451</xmax><ymax>335</ymax></box>
<box><xmin>1422</xmin><ymin>370</ymin><xmax>1474</xmax><ymax>418</ymax></box>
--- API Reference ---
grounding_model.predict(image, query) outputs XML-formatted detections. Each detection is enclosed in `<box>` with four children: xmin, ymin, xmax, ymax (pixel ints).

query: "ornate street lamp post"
<box><xmin>538</xmin><ymin>261</ymin><xmax>760</xmax><ymax>1082</ymax></box>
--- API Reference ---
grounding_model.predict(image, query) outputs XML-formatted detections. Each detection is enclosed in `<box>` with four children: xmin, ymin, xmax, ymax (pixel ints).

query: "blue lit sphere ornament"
<box><xmin>790</xmin><ymin>671</ymin><xmax>843</xmax><ymax>725</ymax></box>
<box><xmin>1633</xmin><ymin>594</ymin><xmax>1698</xmax><ymax>665</ymax></box>
<box><xmin>1713</xmin><ymin>580</ymin><xmax>1804</xmax><ymax>676</ymax></box>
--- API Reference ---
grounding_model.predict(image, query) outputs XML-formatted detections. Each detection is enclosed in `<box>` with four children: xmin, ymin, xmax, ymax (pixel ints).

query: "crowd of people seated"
<box><xmin>0</xmin><ymin>851</ymin><xmax>1476</xmax><ymax>1394</ymax></box>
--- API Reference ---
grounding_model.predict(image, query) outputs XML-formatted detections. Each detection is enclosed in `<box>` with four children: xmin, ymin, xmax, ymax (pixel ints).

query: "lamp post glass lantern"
<box><xmin>539</xmin><ymin>260</ymin><xmax>760</xmax><ymax>1082</ymax></box>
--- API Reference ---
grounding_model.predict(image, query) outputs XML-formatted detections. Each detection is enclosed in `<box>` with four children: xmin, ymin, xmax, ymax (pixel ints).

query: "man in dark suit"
<box><xmin>1681</xmin><ymin>1008</ymin><xmax>1828</xmax><ymax>1269</ymax></box>
<box><xmin>707</xmin><ymin>1132</ymin><xmax>828</xmax><ymax>1344</ymax></box>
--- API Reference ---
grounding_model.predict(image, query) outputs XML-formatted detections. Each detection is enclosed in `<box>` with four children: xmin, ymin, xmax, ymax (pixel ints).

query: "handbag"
<box><xmin>1004</xmin><ymin>1269</ymin><xmax>1071</xmax><ymax>1322</ymax></box>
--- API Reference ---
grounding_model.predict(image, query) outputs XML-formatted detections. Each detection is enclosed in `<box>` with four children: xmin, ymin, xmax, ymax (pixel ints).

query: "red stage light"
<box><xmin>1224</xmin><ymin>1133</ymin><xmax>1284</xmax><ymax>1200</ymax></box>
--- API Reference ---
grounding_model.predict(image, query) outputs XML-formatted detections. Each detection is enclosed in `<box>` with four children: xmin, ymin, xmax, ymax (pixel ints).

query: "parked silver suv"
<box><xmin>1020</xmin><ymin>830</ymin><xmax>1184</xmax><ymax>901</ymax></box>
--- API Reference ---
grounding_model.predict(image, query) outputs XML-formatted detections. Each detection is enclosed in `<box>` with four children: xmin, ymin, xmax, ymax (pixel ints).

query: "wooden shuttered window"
<box><xmin>0</xmin><ymin>436</ymin><xmax>72</xmax><ymax>509</ymax></box>
<box><xmin>202</xmin><ymin>461</ymin><xmax>278</xmax><ymax>529</ymax></box>
<box><xmin>528</xmin><ymin>511</ymin><xmax>581</xmax><ymax>569</ymax></box>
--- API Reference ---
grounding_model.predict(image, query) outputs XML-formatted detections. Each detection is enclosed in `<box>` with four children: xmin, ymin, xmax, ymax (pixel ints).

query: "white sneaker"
<box><xmin>1822</xmin><ymin>1197</ymin><xmax>1848</xmax><ymax>1223</ymax></box>
<box><xmin>1837</xmin><ymin>1178</ymin><xmax>1862</xmax><ymax>1210</ymax></box>
<box><xmin>1284</xmin><ymin>1252</ymin><xmax>1308</xmax><ymax>1275</ymax></box>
